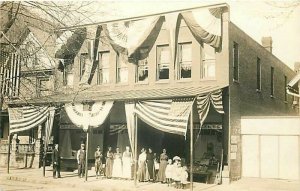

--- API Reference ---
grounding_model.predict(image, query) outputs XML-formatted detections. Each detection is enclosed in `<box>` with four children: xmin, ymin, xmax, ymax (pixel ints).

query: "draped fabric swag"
<box><xmin>124</xmin><ymin>102</ymin><xmax>136</xmax><ymax>153</ymax></box>
<box><xmin>64</xmin><ymin>101</ymin><xmax>114</xmax><ymax>130</ymax></box>
<box><xmin>103</xmin><ymin>16</ymin><xmax>162</xmax><ymax>57</ymax></box>
<box><xmin>196</xmin><ymin>89</ymin><xmax>224</xmax><ymax>126</ymax></box>
<box><xmin>134</xmin><ymin>99</ymin><xmax>194</xmax><ymax>136</ymax></box>
<box><xmin>8</xmin><ymin>106</ymin><xmax>55</xmax><ymax>150</ymax></box>
<box><xmin>180</xmin><ymin>8</ymin><xmax>223</xmax><ymax>49</ymax></box>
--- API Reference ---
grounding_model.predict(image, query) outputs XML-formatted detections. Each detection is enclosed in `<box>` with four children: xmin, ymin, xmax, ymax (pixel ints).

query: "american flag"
<box><xmin>134</xmin><ymin>99</ymin><xmax>194</xmax><ymax>136</ymax></box>
<box><xmin>8</xmin><ymin>106</ymin><xmax>51</xmax><ymax>134</ymax></box>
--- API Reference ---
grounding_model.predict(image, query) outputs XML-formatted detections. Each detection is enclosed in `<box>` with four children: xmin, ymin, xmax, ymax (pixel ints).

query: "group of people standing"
<box><xmin>52</xmin><ymin>143</ymin><xmax>188</xmax><ymax>188</ymax></box>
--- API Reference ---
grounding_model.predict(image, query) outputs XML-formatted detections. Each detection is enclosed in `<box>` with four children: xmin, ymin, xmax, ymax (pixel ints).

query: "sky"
<box><xmin>80</xmin><ymin>0</ymin><xmax>300</xmax><ymax>70</ymax></box>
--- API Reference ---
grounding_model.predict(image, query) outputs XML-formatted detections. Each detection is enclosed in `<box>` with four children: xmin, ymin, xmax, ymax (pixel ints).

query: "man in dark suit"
<box><xmin>52</xmin><ymin>144</ymin><xmax>61</xmax><ymax>178</ymax></box>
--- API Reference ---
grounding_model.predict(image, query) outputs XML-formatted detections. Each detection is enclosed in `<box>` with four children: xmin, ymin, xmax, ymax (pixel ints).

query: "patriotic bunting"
<box><xmin>64</xmin><ymin>101</ymin><xmax>114</xmax><ymax>130</ymax></box>
<box><xmin>196</xmin><ymin>89</ymin><xmax>224</xmax><ymax>126</ymax></box>
<box><xmin>8</xmin><ymin>106</ymin><xmax>55</xmax><ymax>134</ymax></box>
<box><xmin>134</xmin><ymin>99</ymin><xmax>194</xmax><ymax>136</ymax></box>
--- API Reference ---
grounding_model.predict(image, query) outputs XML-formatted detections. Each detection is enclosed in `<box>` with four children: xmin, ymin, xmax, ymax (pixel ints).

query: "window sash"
<box><xmin>233</xmin><ymin>42</ymin><xmax>239</xmax><ymax>81</ymax></box>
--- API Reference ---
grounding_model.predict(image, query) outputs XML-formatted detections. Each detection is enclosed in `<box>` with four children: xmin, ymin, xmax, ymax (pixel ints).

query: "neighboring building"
<box><xmin>2</xmin><ymin>3</ymin><xmax>299</xmax><ymax>183</ymax></box>
<box><xmin>0</xmin><ymin>2</ymin><xmax>57</xmax><ymax>168</ymax></box>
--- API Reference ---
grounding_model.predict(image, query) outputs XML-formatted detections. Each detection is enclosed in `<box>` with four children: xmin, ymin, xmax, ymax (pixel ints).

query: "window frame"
<box><xmin>256</xmin><ymin>57</ymin><xmax>261</xmax><ymax>91</ymax></box>
<box><xmin>97</xmin><ymin>51</ymin><xmax>110</xmax><ymax>85</ymax></box>
<box><xmin>36</xmin><ymin>77</ymin><xmax>50</xmax><ymax>98</ymax></box>
<box><xmin>156</xmin><ymin>44</ymin><xmax>170</xmax><ymax>81</ymax></box>
<box><xmin>233</xmin><ymin>42</ymin><xmax>239</xmax><ymax>82</ymax></box>
<box><xmin>79</xmin><ymin>53</ymin><xmax>88</xmax><ymax>80</ymax></box>
<box><xmin>177</xmin><ymin>42</ymin><xmax>192</xmax><ymax>80</ymax></box>
<box><xmin>270</xmin><ymin>66</ymin><xmax>275</xmax><ymax>97</ymax></box>
<box><xmin>116</xmin><ymin>53</ymin><xmax>128</xmax><ymax>84</ymax></box>
<box><xmin>136</xmin><ymin>47</ymin><xmax>149</xmax><ymax>83</ymax></box>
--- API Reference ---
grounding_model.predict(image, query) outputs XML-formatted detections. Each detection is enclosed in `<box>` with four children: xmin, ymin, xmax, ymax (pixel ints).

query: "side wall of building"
<box><xmin>228</xmin><ymin>22</ymin><xmax>297</xmax><ymax>181</ymax></box>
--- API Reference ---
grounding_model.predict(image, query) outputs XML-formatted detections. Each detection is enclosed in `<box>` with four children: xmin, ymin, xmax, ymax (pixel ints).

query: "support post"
<box><xmin>43</xmin><ymin>143</ymin><xmax>46</xmax><ymax>177</ymax></box>
<box><xmin>7</xmin><ymin>134</ymin><xmax>11</xmax><ymax>174</ymax></box>
<box><xmin>85</xmin><ymin>128</ymin><xmax>89</xmax><ymax>181</ymax></box>
<box><xmin>190</xmin><ymin>109</ymin><xmax>194</xmax><ymax>191</ymax></box>
<box><xmin>134</xmin><ymin>113</ymin><xmax>138</xmax><ymax>187</ymax></box>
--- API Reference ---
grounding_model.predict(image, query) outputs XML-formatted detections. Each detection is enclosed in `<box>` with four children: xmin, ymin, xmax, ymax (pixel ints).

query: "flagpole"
<box><xmin>7</xmin><ymin>133</ymin><xmax>11</xmax><ymax>174</ymax></box>
<box><xmin>85</xmin><ymin>127</ymin><xmax>89</xmax><ymax>181</ymax></box>
<box><xmin>134</xmin><ymin>113</ymin><xmax>138</xmax><ymax>187</ymax></box>
<box><xmin>190</xmin><ymin>108</ymin><xmax>194</xmax><ymax>191</ymax></box>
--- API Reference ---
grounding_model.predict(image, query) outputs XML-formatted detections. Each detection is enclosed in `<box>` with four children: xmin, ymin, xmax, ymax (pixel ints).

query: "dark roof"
<box><xmin>9</xmin><ymin>85</ymin><xmax>226</xmax><ymax>105</ymax></box>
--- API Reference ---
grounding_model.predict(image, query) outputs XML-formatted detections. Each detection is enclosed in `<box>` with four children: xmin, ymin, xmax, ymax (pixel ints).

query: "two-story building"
<box><xmin>4</xmin><ymin>3</ymin><xmax>299</xmax><ymax>183</ymax></box>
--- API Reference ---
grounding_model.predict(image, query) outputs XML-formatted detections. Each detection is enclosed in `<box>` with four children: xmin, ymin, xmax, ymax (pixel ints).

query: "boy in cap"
<box><xmin>77</xmin><ymin>143</ymin><xmax>86</xmax><ymax>178</ymax></box>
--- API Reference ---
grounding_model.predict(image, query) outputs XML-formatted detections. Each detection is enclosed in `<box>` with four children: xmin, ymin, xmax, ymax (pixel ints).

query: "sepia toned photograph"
<box><xmin>0</xmin><ymin>1</ymin><xmax>299</xmax><ymax>190</ymax></box>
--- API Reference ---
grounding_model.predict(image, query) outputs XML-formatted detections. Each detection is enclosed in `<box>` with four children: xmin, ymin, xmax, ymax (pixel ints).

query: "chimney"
<box><xmin>261</xmin><ymin>37</ymin><xmax>273</xmax><ymax>53</ymax></box>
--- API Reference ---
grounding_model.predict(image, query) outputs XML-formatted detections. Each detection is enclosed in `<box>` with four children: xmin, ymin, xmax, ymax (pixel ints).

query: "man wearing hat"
<box><xmin>77</xmin><ymin>143</ymin><xmax>86</xmax><ymax>178</ymax></box>
<box><xmin>94</xmin><ymin>145</ymin><xmax>103</xmax><ymax>179</ymax></box>
<box><xmin>52</xmin><ymin>144</ymin><xmax>61</xmax><ymax>178</ymax></box>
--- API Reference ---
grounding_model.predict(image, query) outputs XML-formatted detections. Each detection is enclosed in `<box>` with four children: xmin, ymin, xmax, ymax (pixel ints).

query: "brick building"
<box><xmin>1</xmin><ymin>3</ymin><xmax>299</xmax><ymax>183</ymax></box>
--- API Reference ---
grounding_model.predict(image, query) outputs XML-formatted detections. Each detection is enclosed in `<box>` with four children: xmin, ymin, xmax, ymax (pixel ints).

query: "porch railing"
<box><xmin>0</xmin><ymin>144</ymin><xmax>35</xmax><ymax>154</ymax></box>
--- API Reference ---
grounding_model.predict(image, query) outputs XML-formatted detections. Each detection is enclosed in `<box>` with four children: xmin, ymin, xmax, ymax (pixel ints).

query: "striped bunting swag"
<box><xmin>134</xmin><ymin>99</ymin><xmax>194</xmax><ymax>136</ymax></box>
<box><xmin>196</xmin><ymin>89</ymin><xmax>224</xmax><ymax>126</ymax></box>
<box><xmin>8</xmin><ymin>106</ymin><xmax>54</xmax><ymax>134</ymax></box>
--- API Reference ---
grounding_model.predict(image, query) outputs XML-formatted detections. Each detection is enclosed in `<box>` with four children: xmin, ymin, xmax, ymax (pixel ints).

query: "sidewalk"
<box><xmin>0</xmin><ymin>167</ymin><xmax>299</xmax><ymax>191</ymax></box>
<box><xmin>0</xmin><ymin>167</ymin><xmax>215</xmax><ymax>191</ymax></box>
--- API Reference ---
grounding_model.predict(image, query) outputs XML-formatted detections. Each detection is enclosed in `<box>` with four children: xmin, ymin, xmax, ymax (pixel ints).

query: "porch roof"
<box><xmin>10</xmin><ymin>85</ymin><xmax>226</xmax><ymax>105</ymax></box>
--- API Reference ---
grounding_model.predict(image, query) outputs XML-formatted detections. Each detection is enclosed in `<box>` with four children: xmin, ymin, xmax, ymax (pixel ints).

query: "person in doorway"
<box><xmin>137</xmin><ymin>148</ymin><xmax>147</xmax><ymax>182</ymax></box>
<box><xmin>112</xmin><ymin>147</ymin><xmax>122</xmax><ymax>178</ymax></box>
<box><xmin>77</xmin><ymin>144</ymin><xmax>86</xmax><ymax>178</ymax></box>
<box><xmin>94</xmin><ymin>146</ymin><xmax>103</xmax><ymax>179</ymax></box>
<box><xmin>157</xmin><ymin>148</ymin><xmax>168</xmax><ymax>183</ymax></box>
<box><xmin>146</xmin><ymin>148</ymin><xmax>155</xmax><ymax>181</ymax></box>
<box><xmin>122</xmin><ymin>146</ymin><xmax>132</xmax><ymax>179</ymax></box>
<box><xmin>105</xmin><ymin>146</ymin><xmax>114</xmax><ymax>178</ymax></box>
<box><xmin>52</xmin><ymin>144</ymin><xmax>61</xmax><ymax>178</ymax></box>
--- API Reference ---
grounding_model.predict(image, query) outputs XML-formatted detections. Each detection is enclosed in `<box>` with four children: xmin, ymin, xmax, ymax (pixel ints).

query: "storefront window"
<box><xmin>178</xmin><ymin>42</ymin><xmax>192</xmax><ymax>79</ymax></box>
<box><xmin>117</xmin><ymin>53</ymin><xmax>128</xmax><ymax>83</ymax></box>
<box><xmin>97</xmin><ymin>51</ymin><xmax>110</xmax><ymax>84</ymax></box>
<box><xmin>157</xmin><ymin>45</ymin><xmax>170</xmax><ymax>80</ymax></box>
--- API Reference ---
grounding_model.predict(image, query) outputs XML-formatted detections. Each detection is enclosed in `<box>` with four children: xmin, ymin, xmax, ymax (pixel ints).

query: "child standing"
<box><xmin>180</xmin><ymin>166</ymin><xmax>188</xmax><ymax>189</ymax></box>
<box><xmin>165</xmin><ymin>159</ymin><xmax>173</xmax><ymax>186</ymax></box>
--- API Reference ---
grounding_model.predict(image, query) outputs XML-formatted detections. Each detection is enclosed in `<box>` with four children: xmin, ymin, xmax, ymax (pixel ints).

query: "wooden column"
<box><xmin>190</xmin><ymin>109</ymin><xmax>194</xmax><ymax>191</ymax></box>
<box><xmin>7</xmin><ymin>134</ymin><xmax>11</xmax><ymax>174</ymax></box>
<box><xmin>85</xmin><ymin>128</ymin><xmax>89</xmax><ymax>181</ymax></box>
<box><xmin>134</xmin><ymin>113</ymin><xmax>138</xmax><ymax>187</ymax></box>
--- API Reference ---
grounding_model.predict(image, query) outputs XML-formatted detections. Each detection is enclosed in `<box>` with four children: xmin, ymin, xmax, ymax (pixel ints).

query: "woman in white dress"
<box><xmin>122</xmin><ymin>146</ymin><xmax>132</xmax><ymax>179</ymax></box>
<box><xmin>112</xmin><ymin>147</ymin><xmax>123</xmax><ymax>178</ymax></box>
<box><xmin>137</xmin><ymin>148</ymin><xmax>147</xmax><ymax>182</ymax></box>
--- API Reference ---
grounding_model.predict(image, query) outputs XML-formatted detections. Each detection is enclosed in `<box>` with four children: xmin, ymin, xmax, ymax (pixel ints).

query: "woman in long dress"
<box><xmin>122</xmin><ymin>146</ymin><xmax>132</xmax><ymax>179</ymax></box>
<box><xmin>157</xmin><ymin>148</ymin><xmax>168</xmax><ymax>183</ymax></box>
<box><xmin>137</xmin><ymin>148</ymin><xmax>147</xmax><ymax>182</ymax></box>
<box><xmin>146</xmin><ymin>148</ymin><xmax>155</xmax><ymax>181</ymax></box>
<box><xmin>105</xmin><ymin>147</ymin><xmax>114</xmax><ymax>178</ymax></box>
<box><xmin>112</xmin><ymin>147</ymin><xmax>123</xmax><ymax>178</ymax></box>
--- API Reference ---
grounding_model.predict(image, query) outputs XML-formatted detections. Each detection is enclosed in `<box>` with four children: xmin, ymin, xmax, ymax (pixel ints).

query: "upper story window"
<box><xmin>284</xmin><ymin>75</ymin><xmax>287</xmax><ymax>102</ymax></box>
<box><xmin>79</xmin><ymin>53</ymin><xmax>88</xmax><ymax>80</ymax></box>
<box><xmin>201</xmin><ymin>44</ymin><xmax>216</xmax><ymax>79</ymax></box>
<box><xmin>270</xmin><ymin>66</ymin><xmax>274</xmax><ymax>97</ymax></box>
<box><xmin>116</xmin><ymin>53</ymin><xmax>128</xmax><ymax>83</ymax></box>
<box><xmin>136</xmin><ymin>48</ymin><xmax>149</xmax><ymax>83</ymax></box>
<box><xmin>157</xmin><ymin>45</ymin><xmax>170</xmax><ymax>80</ymax></box>
<box><xmin>178</xmin><ymin>42</ymin><xmax>192</xmax><ymax>79</ymax></box>
<box><xmin>233</xmin><ymin>42</ymin><xmax>239</xmax><ymax>81</ymax></box>
<box><xmin>97</xmin><ymin>51</ymin><xmax>110</xmax><ymax>84</ymax></box>
<box><xmin>256</xmin><ymin>57</ymin><xmax>261</xmax><ymax>91</ymax></box>
<box><xmin>36</xmin><ymin>77</ymin><xmax>50</xmax><ymax>97</ymax></box>
<box><xmin>61</xmin><ymin>59</ymin><xmax>74</xmax><ymax>86</ymax></box>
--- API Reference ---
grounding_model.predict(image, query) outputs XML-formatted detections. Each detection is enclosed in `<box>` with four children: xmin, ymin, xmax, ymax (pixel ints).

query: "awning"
<box><xmin>12</xmin><ymin>85</ymin><xmax>225</xmax><ymax>104</ymax></box>
<box><xmin>287</xmin><ymin>73</ymin><xmax>300</xmax><ymax>96</ymax></box>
